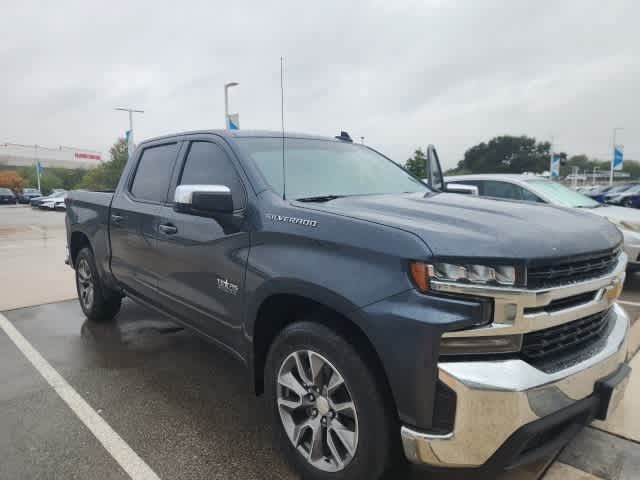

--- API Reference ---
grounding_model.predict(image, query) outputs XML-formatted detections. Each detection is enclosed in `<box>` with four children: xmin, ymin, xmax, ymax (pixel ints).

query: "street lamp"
<box><xmin>224</xmin><ymin>82</ymin><xmax>239</xmax><ymax>129</ymax></box>
<box><xmin>115</xmin><ymin>107</ymin><xmax>144</xmax><ymax>159</ymax></box>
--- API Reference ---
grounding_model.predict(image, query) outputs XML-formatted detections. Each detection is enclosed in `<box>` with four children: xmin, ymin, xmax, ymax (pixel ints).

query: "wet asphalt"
<box><xmin>0</xmin><ymin>298</ymin><xmax>559</xmax><ymax>480</ymax></box>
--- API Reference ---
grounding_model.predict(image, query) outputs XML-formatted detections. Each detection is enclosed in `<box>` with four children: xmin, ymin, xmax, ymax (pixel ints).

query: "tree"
<box><xmin>0</xmin><ymin>170</ymin><xmax>26</xmax><ymax>191</ymax></box>
<box><xmin>78</xmin><ymin>138</ymin><xmax>128</xmax><ymax>190</ymax></box>
<box><xmin>455</xmin><ymin>135</ymin><xmax>551</xmax><ymax>174</ymax></box>
<box><xmin>404</xmin><ymin>148</ymin><xmax>428</xmax><ymax>178</ymax></box>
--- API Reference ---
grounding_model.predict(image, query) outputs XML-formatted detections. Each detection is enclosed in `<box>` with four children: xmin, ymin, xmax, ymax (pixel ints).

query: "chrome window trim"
<box><xmin>439</xmin><ymin>253</ymin><xmax>627</xmax><ymax>339</ymax></box>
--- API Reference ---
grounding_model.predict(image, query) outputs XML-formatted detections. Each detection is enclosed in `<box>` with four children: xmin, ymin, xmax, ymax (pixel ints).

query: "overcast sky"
<box><xmin>1</xmin><ymin>0</ymin><xmax>638</xmax><ymax>169</ymax></box>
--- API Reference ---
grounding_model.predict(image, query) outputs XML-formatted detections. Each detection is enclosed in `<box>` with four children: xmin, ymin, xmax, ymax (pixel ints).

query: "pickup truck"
<box><xmin>66</xmin><ymin>130</ymin><xmax>631</xmax><ymax>479</ymax></box>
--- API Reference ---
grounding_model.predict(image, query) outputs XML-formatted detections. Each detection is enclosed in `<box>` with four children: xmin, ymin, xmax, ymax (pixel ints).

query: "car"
<box><xmin>604</xmin><ymin>184</ymin><xmax>640</xmax><ymax>207</ymax></box>
<box><xmin>17</xmin><ymin>187</ymin><xmax>42</xmax><ymax>204</ymax></box>
<box><xmin>31</xmin><ymin>190</ymin><xmax>67</xmax><ymax>208</ymax></box>
<box><xmin>588</xmin><ymin>183</ymin><xmax>638</xmax><ymax>203</ymax></box>
<box><xmin>39</xmin><ymin>193</ymin><xmax>67</xmax><ymax>211</ymax></box>
<box><xmin>0</xmin><ymin>187</ymin><xmax>18</xmax><ymax>204</ymax></box>
<box><xmin>445</xmin><ymin>173</ymin><xmax>640</xmax><ymax>270</ymax></box>
<box><xmin>66</xmin><ymin>130</ymin><xmax>630</xmax><ymax>479</ymax></box>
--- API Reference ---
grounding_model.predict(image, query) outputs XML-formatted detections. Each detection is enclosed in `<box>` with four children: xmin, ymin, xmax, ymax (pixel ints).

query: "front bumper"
<box><xmin>401</xmin><ymin>256</ymin><xmax>630</xmax><ymax>471</ymax></box>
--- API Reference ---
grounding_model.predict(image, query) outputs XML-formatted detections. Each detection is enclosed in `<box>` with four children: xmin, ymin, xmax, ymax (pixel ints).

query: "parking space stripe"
<box><xmin>0</xmin><ymin>312</ymin><xmax>161</xmax><ymax>480</ymax></box>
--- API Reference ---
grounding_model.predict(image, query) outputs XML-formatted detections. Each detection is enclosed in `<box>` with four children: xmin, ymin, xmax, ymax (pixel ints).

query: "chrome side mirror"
<box><xmin>446</xmin><ymin>183</ymin><xmax>479</xmax><ymax>196</ymax></box>
<box><xmin>174</xmin><ymin>185</ymin><xmax>233</xmax><ymax>215</ymax></box>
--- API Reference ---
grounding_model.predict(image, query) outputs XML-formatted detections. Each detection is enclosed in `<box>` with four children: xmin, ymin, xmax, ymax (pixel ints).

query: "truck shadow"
<box><xmin>78</xmin><ymin>299</ymin><xmax>554</xmax><ymax>480</ymax></box>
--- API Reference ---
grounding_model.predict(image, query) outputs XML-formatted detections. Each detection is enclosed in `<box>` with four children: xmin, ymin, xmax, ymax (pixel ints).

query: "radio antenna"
<box><xmin>280</xmin><ymin>56</ymin><xmax>286</xmax><ymax>200</ymax></box>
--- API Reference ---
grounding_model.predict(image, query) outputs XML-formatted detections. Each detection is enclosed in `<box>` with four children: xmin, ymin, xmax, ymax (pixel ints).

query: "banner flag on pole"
<box><xmin>613</xmin><ymin>146</ymin><xmax>624</xmax><ymax>171</ymax></box>
<box><xmin>125</xmin><ymin>130</ymin><xmax>135</xmax><ymax>161</ymax></box>
<box><xmin>550</xmin><ymin>154</ymin><xmax>561</xmax><ymax>177</ymax></box>
<box><xmin>227</xmin><ymin>113</ymin><xmax>240</xmax><ymax>130</ymax></box>
<box><xmin>35</xmin><ymin>159</ymin><xmax>42</xmax><ymax>178</ymax></box>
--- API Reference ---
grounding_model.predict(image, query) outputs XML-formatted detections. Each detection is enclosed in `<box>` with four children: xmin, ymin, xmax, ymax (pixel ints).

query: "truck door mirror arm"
<box><xmin>426</xmin><ymin>145</ymin><xmax>444</xmax><ymax>192</ymax></box>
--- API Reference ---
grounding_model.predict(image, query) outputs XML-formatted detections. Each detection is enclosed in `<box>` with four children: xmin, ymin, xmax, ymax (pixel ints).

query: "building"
<box><xmin>0</xmin><ymin>143</ymin><xmax>103</xmax><ymax>170</ymax></box>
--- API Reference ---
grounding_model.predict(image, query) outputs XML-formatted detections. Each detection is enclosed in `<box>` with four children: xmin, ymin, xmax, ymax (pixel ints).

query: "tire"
<box><xmin>75</xmin><ymin>247</ymin><xmax>122</xmax><ymax>322</ymax></box>
<box><xmin>623</xmin><ymin>198</ymin><xmax>634</xmax><ymax>208</ymax></box>
<box><xmin>265</xmin><ymin>320</ymin><xmax>395</xmax><ymax>480</ymax></box>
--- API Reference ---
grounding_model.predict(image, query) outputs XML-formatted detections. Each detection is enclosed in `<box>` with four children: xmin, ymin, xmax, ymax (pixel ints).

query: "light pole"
<box><xmin>115</xmin><ymin>107</ymin><xmax>144</xmax><ymax>155</ymax></box>
<box><xmin>609</xmin><ymin>127</ymin><xmax>624</xmax><ymax>185</ymax></box>
<box><xmin>224</xmin><ymin>82</ymin><xmax>239</xmax><ymax>129</ymax></box>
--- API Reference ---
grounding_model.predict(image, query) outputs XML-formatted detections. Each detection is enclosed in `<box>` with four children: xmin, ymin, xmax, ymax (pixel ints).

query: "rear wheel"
<box><xmin>75</xmin><ymin>247</ymin><xmax>121</xmax><ymax>322</ymax></box>
<box><xmin>265</xmin><ymin>320</ymin><xmax>395</xmax><ymax>480</ymax></box>
<box><xmin>623</xmin><ymin>197</ymin><xmax>634</xmax><ymax>208</ymax></box>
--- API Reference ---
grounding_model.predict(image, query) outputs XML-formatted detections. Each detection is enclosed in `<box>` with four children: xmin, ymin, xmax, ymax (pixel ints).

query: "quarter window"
<box><xmin>130</xmin><ymin>143</ymin><xmax>179</xmax><ymax>202</ymax></box>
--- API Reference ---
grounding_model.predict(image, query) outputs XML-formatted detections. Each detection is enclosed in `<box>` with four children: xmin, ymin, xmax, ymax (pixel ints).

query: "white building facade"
<box><xmin>0</xmin><ymin>143</ymin><xmax>103</xmax><ymax>170</ymax></box>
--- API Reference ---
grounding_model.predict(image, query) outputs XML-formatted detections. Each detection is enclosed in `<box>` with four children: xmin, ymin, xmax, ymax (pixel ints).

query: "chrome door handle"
<box><xmin>111</xmin><ymin>214</ymin><xmax>124</xmax><ymax>224</ymax></box>
<box><xmin>159</xmin><ymin>224</ymin><xmax>178</xmax><ymax>235</ymax></box>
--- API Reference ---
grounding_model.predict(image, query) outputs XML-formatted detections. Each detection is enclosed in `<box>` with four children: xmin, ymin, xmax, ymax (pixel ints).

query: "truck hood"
<box><xmin>298</xmin><ymin>192</ymin><xmax>622</xmax><ymax>261</ymax></box>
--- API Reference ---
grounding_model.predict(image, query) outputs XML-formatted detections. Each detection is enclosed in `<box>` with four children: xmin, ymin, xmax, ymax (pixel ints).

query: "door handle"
<box><xmin>111</xmin><ymin>214</ymin><xmax>124</xmax><ymax>224</ymax></box>
<box><xmin>159</xmin><ymin>223</ymin><xmax>178</xmax><ymax>235</ymax></box>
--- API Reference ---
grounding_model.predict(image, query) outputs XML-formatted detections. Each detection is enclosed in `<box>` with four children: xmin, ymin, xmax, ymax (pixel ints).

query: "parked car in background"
<box><xmin>586</xmin><ymin>184</ymin><xmax>636</xmax><ymax>203</ymax></box>
<box><xmin>0</xmin><ymin>187</ymin><xmax>18</xmax><ymax>204</ymax></box>
<box><xmin>604</xmin><ymin>184</ymin><xmax>640</xmax><ymax>207</ymax></box>
<box><xmin>17</xmin><ymin>188</ymin><xmax>42</xmax><ymax>204</ymax></box>
<box><xmin>39</xmin><ymin>193</ymin><xmax>67</xmax><ymax>211</ymax></box>
<box><xmin>445</xmin><ymin>174</ymin><xmax>640</xmax><ymax>270</ymax></box>
<box><xmin>30</xmin><ymin>190</ymin><xmax>67</xmax><ymax>208</ymax></box>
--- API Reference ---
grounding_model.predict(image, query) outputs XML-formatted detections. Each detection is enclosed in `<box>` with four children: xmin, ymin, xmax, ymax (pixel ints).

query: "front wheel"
<box><xmin>75</xmin><ymin>247</ymin><xmax>122</xmax><ymax>322</ymax></box>
<box><xmin>265</xmin><ymin>320</ymin><xmax>395</xmax><ymax>480</ymax></box>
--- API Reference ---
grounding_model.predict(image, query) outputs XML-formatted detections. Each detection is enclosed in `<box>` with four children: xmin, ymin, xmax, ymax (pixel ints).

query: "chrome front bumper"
<box><xmin>402</xmin><ymin>256</ymin><xmax>630</xmax><ymax>469</ymax></box>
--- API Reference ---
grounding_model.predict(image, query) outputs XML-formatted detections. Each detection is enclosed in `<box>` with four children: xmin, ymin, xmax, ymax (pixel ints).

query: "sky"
<box><xmin>1</xmin><ymin>0</ymin><xmax>638</xmax><ymax>170</ymax></box>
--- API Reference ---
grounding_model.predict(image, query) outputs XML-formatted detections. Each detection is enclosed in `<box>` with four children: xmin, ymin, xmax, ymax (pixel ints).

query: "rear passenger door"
<box><xmin>154</xmin><ymin>137</ymin><xmax>250</xmax><ymax>353</ymax></box>
<box><xmin>110</xmin><ymin>141</ymin><xmax>180</xmax><ymax>302</ymax></box>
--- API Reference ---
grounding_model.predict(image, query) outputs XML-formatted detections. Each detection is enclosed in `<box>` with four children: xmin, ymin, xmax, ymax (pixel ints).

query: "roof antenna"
<box><xmin>280</xmin><ymin>56</ymin><xmax>286</xmax><ymax>200</ymax></box>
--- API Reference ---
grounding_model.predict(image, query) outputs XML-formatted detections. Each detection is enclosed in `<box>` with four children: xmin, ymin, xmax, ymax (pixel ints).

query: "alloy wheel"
<box><xmin>77</xmin><ymin>258</ymin><xmax>95</xmax><ymax>310</ymax></box>
<box><xmin>277</xmin><ymin>349</ymin><xmax>359</xmax><ymax>472</ymax></box>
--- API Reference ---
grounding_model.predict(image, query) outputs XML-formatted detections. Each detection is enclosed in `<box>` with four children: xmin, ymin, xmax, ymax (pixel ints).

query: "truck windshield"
<box><xmin>236</xmin><ymin>137</ymin><xmax>428</xmax><ymax>200</ymax></box>
<box><xmin>526</xmin><ymin>179</ymin><xmax>601</xmax><ymax>208</ymax></box>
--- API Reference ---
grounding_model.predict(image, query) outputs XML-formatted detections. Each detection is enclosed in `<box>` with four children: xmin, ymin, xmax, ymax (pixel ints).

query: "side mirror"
<box><xmin>445</xmin><ymin>183</ymin><xmax>479</xmax><ymax>196</ymax></box>
<box><xmin>426</xmin><ymin>145</ymin><xmax>444</xmax><ymax>191</ymax></box>
<box><xmin>174</xmin><ymin>185</ymin><xmax>233</xmax><ymax>215</ymax></box>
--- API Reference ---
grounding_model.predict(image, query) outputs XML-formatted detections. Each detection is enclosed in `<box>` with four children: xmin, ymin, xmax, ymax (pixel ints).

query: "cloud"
<box><xmin>0</xmin><ymin>0</ymin><xmax>638</xmax><ymax>168</ymax></box>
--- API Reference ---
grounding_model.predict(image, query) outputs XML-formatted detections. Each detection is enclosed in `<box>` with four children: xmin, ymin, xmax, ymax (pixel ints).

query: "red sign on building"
<box><xmin>74</xmin><ymin>152</ymin><xmax>102</xmax><ymax>161</ymax></box>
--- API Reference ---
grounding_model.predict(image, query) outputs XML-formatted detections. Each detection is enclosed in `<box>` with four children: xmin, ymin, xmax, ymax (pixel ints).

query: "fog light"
<box><xmin>440</xmin><ymin>335</ymin><xmax>522</xmax><ymax>355</ymax></box>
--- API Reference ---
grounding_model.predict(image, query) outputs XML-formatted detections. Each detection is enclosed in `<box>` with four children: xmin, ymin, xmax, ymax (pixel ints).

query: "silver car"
<box><xmin>445</xmin><ymin>174</ymin><xmax>640</xmax><ymax>270</ymax></box>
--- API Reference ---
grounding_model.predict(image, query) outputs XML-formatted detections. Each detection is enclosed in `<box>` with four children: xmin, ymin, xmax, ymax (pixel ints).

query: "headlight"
<box><xmin>409</xmin><ymin>261</ymin><xmax>516</xmax><ymax>291</ymax></box>
<box><xmin>608</xmin><ymin>218</ymin><xmax>640</xmax><ymax>232</ymax></box>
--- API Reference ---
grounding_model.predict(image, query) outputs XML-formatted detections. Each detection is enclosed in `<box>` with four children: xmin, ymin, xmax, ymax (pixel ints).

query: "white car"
<box><xmin>444</xmin><ymin>174</ymin><xmax>640</xmax><ymax>270</ymax></box>
<box><xmin>39</xmin><ymin>195</ymin><xmax>66</xmax><ymax>211</ymax></box>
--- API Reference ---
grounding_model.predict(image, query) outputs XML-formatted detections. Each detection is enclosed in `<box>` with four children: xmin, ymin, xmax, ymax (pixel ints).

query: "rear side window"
<box><xmin>130</xmin><ymin>143</ymin><xmax>179</xmax><ymax>202</ymax></box>
<box><xmin>179</xmin><ymin>141</ymin><xmax>245</xmax><ymax>209</ymax></box>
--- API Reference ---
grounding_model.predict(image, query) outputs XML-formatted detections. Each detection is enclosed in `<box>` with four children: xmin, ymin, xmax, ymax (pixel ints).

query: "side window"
<box><xmin>482</xmin><ymin>181</ymin><xmax>523</xmax><ymax>200</ymax></box>
<box><xmin>179</xmin><ymin>141</ymin><xmax>245</xmax><ymax>210</ymax></box>
<box><xmin>130</xmin><ymin>143</ymin><xmax>179</xmax><ymax>202</ymax></box>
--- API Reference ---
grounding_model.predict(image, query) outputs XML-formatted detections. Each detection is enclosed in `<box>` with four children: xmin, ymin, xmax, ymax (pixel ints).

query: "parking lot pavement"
<box><xmin>0</xmin><ymin>204</ymin><xmax>638</xmax><ymax>480</ymax></box>
<box><xmin>0</xmin><ymin>205</ymin><xmax>76</xmax><ymax>310</ymax></box>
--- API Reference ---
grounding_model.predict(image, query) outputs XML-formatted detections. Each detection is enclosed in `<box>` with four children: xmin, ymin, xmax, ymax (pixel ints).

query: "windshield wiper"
<box><xmin>296</xmin><ymin>195</ymin><xmax>346</xmax><ymax>203</ymax></box>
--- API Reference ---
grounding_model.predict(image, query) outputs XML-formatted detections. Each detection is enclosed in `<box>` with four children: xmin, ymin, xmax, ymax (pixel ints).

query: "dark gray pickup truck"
<box><xmin>66</xmin><ymin>129</ymin><xmax>631</xmax><ymax>479</ymax></box>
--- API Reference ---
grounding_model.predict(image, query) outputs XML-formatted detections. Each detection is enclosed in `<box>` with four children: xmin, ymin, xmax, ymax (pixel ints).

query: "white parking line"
<box><xmin>0</xmin><ymin>313</ymin><xmax>161</xmax><ymax>480</ymax></box>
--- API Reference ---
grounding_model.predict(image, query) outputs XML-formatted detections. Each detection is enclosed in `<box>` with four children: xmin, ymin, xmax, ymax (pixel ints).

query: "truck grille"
<box><xmin>527</xmin><ymin>249</ymin><xmax>619</xmax><ymax>289</ymax></box>
<box><xmin>521</xmin><ymin>308</ymin><xmax>612</xmax><ymax>367</ymax></box>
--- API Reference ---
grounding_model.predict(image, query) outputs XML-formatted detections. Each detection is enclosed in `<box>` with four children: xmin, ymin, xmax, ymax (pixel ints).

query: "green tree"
<box><xmin>78</xmin><ymin>138</ymin><xmax>128</xmax><ymax>190</ymax></box>
<box><xmin>404</xmin><ymin>148</ymin><xmax>428</xmax><ymax>178</ymax></box>
<box><xmin>455</xmin><ymin>136</ymin><xmax>551</xmax><ymax>174</ymax></box>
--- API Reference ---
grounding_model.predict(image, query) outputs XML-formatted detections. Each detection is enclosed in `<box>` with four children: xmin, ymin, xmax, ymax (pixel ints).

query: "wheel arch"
<box><xmin>249</xmin><ymin>282</ymin><xmax>398</xmax><ymax>422</ymax></box>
